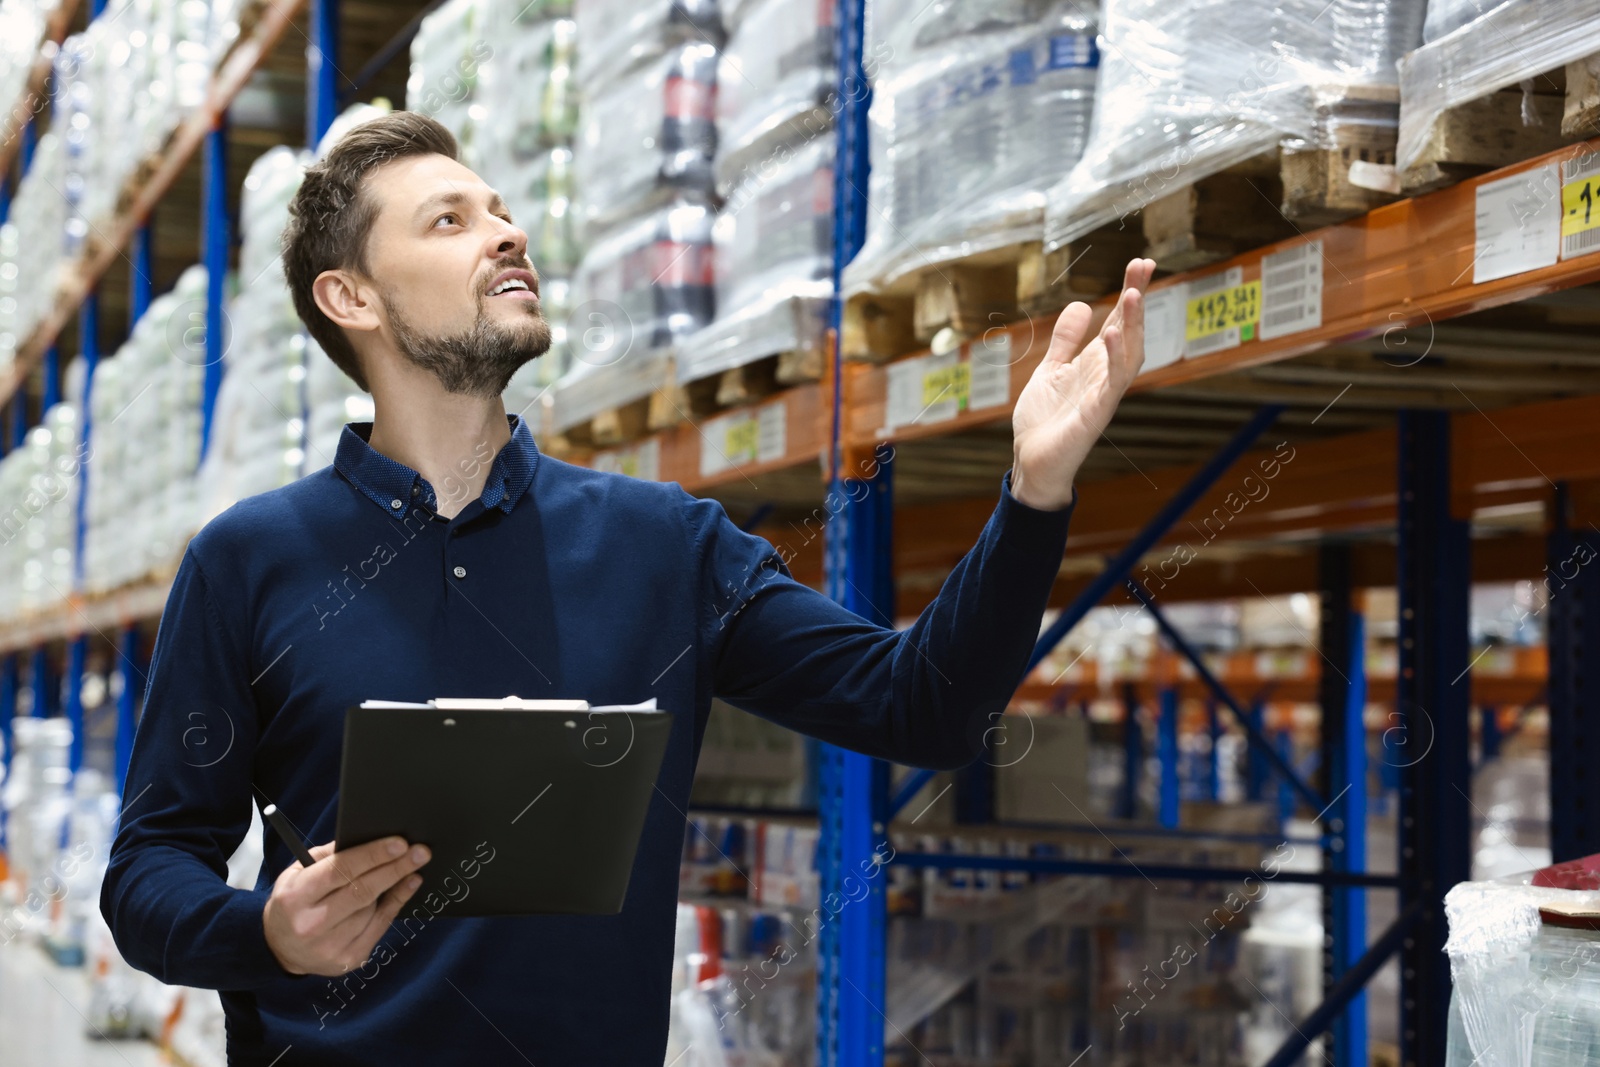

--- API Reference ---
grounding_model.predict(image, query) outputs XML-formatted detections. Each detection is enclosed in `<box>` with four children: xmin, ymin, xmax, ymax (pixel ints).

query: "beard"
<box><xmin>382</xmin><ymin>283</ymin><xmax>553</xmax><ymax>399</ymax></box>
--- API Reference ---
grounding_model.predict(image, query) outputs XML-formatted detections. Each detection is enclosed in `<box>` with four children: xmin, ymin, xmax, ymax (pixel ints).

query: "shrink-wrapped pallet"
<box><xmin>1046</xmin><ymin>0</ymin><xmax>1424</xmax><ymax>250</ymax></box>
<box><xmin>844</xmin><ymin>1</ymin><xmax>1098</xmax><ymax>295</ymax></box>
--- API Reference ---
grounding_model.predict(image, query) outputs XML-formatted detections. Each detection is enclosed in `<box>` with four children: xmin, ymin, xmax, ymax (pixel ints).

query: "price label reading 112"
<box><xmin>1185</xmin><ymin>280</ymin><xmax>1261</xmax><ymax>342</ymax></box>
<box><xmin>1561</xmin><ymin>157</ymin><xmax>1600</xmax><ymax>259</ymax></box>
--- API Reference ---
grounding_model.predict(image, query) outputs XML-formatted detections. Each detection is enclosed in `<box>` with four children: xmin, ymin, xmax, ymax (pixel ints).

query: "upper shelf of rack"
<box><xmin>839</xmin><ymin>133</ymin><xmax>1600</xmax><ymax>473</ymax></box>
<box><xmin>563</xmin><ymin>133</ymin><xmax>1600</xmax><ymax>497</ymax></box>
<box><xmin>0</xmin><ymin>0</ymin><xmax>306</xmax><ymax>407</ymax></box>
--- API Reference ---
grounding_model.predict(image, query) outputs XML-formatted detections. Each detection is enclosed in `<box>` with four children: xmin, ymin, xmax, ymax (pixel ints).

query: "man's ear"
<box><xmin>312</xmin><ymin>269</ymin><xmax>381</xmax><ymax>334</ymax></box>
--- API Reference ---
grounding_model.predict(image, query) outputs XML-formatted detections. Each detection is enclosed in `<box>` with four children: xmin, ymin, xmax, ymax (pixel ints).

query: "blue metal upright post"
<box><xmin>0</xmin><ymin>174</ymin><xmax>10</xmax><ymax>225</ymax></box>
<box><xmin>131</xmin><ymin>222</ymin><xmax>154</xmax><ymax>323</ymax></box>
<box><xmin>29</xmin><ymin>647</ymin><xmax>53</xmax><ymax>718</ymax></box>
<box><xmin>1547</xmin><ymin>481</ymin><xmax>1600</xmax><ymax>861</ymax></box>
<box><xmin>1207</xmin><ymin>699</ymin><xmax>1223</xmax><ymax>801</ymax></box>
<box><xmin>64</xmin><ymin>637</ymin><xmax>86</xmax><ymax>774</ymax></box>
<box><xmin>1120</xmin><ymin>683</ymin><xmax>1141</xmax><ymax>820</ymax></box>
<box><xmin>200</xmin><ymin>119</ymin><xmax>229</xmax><ymax>461</ymax></box>
<box><xmin>9</xmin><ymin>389</ymin><xmax>25</xmax><ymax>449</ymax></box>
<box><xmin>115</xmin><ymin>625</ymin><xmax>142</xmax><ymax>795</ymax></box>
<box><xmin>1276</xmin><ymin>730</ymin><xmax>1296</xmax><ymax>827</ymax></box>
<box><xmin>1320</xmin><ymin>543</ymin><xmax>1368</xmax><ymax>1066</ymax></box>
<box><xmin>1158</xmin><ymin>688</ymin><xmax>1179</xmax><ymax>828</ymax></box>
<box><xmin>1246</xmin><ymin>699</ymin><xmax>1268</xmax><ymax>801</ymax></box>
<box><xmin>308</xmin><ymin>0</ymin><xmax>340</xmax><ymax>148</ymax></box>
<box><xmin>42</xmin><ymin>345</ymin><xmax>60</xmax><ymax>411</ymax></box>
<box><xmin>818</xmin><ymin>452</ymin><xmax>892</xmax><ymax>1067</ymax></box>
<box><xmin>1478</xmin><ymin>706</ymin><xmax>1500</xmax><ymax>765</ymax></box>
<box><xmin>818</xmin><ymin>0</ymin><xmax>884</xmax><ymax>1061</ymax></box>
<box><xmin>1395</xmin><ymin>410</ymin><xmax>1471</xmax><ymax>1067</ymax></box>
<box><xmin>0</xmin><ymin>655</ymin><xmax>15</xmax><ymax>850</ymax></box>
<box><xmin>76</xmin><ymin>292</ymin><xmax>98</xmax><ymax>591</ymax></box>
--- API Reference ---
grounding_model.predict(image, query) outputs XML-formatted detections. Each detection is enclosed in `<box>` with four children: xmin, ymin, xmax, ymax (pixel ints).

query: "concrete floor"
<box><xmin>0</xmin><ymin>939</ymin><xmax>166</xmax><ymax>1067</ymax></box>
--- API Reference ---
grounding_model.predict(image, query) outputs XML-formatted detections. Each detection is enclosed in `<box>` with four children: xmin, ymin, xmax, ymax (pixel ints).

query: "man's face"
<box><xmin>358</xmin><ymin>153</ymin><xmax>552</xmax><ymax>397</ymax></box>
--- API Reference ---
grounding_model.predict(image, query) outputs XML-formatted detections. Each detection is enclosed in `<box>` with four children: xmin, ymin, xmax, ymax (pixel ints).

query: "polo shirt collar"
<box><xmin>334</xmin><ymin>412</ymin><xmax>539</xmax><ymax>517</ymax></box>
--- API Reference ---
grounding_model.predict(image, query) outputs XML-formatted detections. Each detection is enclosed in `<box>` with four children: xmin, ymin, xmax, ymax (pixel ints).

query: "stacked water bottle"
<box><xmin>0</xmin><ymin>0</ymin><xmax>248</xmax><ymax>377</ymax></box>
<box><xmin>547</xmin><ymin>0</ymin><xmax>723</xmax><ymax>440</ymax></box>
<box><xmin>406</xmin><ymin>0</ymin><xmax>581</xmax><ymax>426</ymax></box>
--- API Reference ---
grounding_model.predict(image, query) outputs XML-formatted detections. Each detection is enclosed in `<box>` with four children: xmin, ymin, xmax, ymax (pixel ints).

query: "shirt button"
<box><xmin>390</xmin><ymin>498</ymin><xmax>402</xmax><ymax>510</ymax></box>
<box><xmin>411</xmin><ymin>484</ymin><xmax>420</xmax><ymax>497</ymax></box>
<box><xmin>453</xmin><ymin>565</ymin><xmax>467</xmax><ymax>579</ymax></box>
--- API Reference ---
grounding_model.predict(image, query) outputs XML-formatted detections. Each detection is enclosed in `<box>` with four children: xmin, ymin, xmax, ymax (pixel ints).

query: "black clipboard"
<box><xmin>334</xmin><ymin>697</ymin><xmax>672</xmax><ymax>916</ymax></box>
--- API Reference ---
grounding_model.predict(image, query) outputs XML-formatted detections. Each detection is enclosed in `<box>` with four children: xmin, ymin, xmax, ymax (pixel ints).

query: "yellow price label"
<box><xmin>1185</xmin><ymin>280</ymin><xmax>1261</xmax><ymax>342</ymax></box>
<box><xmin>618</xmin><ymin>453</ymin><xmax>639</xmax><ymax>478</ymax></box>
<box><xmin>726</xmin><ymin>418</ymin><xmax>758</xmax><ymax>460</ymax></box>
<box><xmin>922</xmin><ymin>362</ymin><xmax>971</xmax><ymax>409</ymax></box>
<box><xmin>1562</xmin><ymin>173</ymin><xmax>1600</xmax><ymax>238</ymax></box>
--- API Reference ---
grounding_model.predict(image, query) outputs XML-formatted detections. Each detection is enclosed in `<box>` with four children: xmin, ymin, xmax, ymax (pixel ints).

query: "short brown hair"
<box><xmin>281</xmin><ymin>111</ymin><xmax>459</xmax><ymax>391</ymax></box>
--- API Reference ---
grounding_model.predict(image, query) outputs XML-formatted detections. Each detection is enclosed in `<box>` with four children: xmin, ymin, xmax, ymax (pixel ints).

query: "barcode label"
<box><xmin>1561</xmin><ymin>148</ymin><xmax>1600</xmax><ymax>261</ymax></box>
<box><xmin>700</xmin><ymin>403</ymin><xmax>787</xmax><ymax>477</ymax></box>
<box><xmin>1259</xmin><ymin>240</ymin><xmax>1323</xmax><ymax>340</ymax></box>
<box><xmin>969</xmin><ymin>335</ymin><xmax>1011</xmax><ymax>411</ymax></box>
<box><xmin>1143</xmin><ymin>283</ymin><xmax>1188</xmax><ymax>370</ymax></box>
<box><xmin>596</xmin><ymin>438</ymin><xmax>660</xmax><ymax>481</ymax></box>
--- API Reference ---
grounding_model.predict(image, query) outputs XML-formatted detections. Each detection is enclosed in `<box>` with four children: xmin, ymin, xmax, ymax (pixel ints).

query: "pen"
<box><xmin>262</xmin><ymin>803</ymin><xmax>318</xmax><ymax>867</ymax></box>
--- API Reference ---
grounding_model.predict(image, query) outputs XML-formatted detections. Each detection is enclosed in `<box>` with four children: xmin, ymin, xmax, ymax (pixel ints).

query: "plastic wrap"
<box><xmin>1422</xmin><ymin>0</ymin><xmax>1501</xmax><ymax>44</ymax></box>
<box><xmin>0</xmin><ymin>2</ymin><xmax>47</xmax><ymax>120</ymax></box>
<box><xmin>679</xmin><ymin>134</ymin><xmax>833</xmax><ymax>381</ymax></box>
<box><xmin>475</xmin><ymin>16</ymin><xmax>580</xmax><ymax>186</ymax></box>
<box><xmin>1046</xmin><ymin>0</ymin><xmax>1425</xmax><ymax>251</ymax></box>
<box><xmin>573</xmin><ymin>41</ymin><xmax>719</xmax><ymax>239</ymax></box>
<box><xmin>1446</xmin><ymin>869</ymin><xmax>1600</xmax><ymax>1066</ymax></box>
<box><xmin>550</xmin><ymin>200</ymin><xmax>715</xmax><ymax>431</ymax></box>
<box><xmin>406</xmin><ymin>0</ymin><xmax>493</xmax><ymax>168</ymax></box>
<box><xmin>844</xmin><ymin>2</ymin><xmax>1099</xmax><ymax>295</ymax></box>
<box><xmin>83</xmin><ymin>267</ymin><xmax>213</xmax><ymax>592</ymax></box>
<box><xmin>199</xmin><ymin>147</ymin><xmax>310</xmax><ymax>520</ymax></box>
<box><xmin>714</xmin><ymin>0</ymin><xmax>838</xmax><ymax>194</ymax></box>
<box><xmin>0</xmin><ymin>397</ymin><xmax>82</xmax><ymax>620</ymax></box>
<box><xmin>574</xmin><ymin>0</ymin><xmax>722</xmax><ymax>87</ymax></box>
<box><xmin>0</xmin><ymin>0</ymin><xmax>244</xmax><ymax>370</ymax></box>
<box><xmin>1397</xmin><ymin>0</ymin><xmax>1600</xmax><ymax>173</ymax></box>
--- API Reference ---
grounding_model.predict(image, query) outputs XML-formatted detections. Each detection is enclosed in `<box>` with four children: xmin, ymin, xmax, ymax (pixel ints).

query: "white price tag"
<box><xmin>1474</xmin><ymin>163</ymin><xmax>1561</xmax><ymax>283</ymax></box>
<box><xmin>1142</xmin><ymin>284</ymin><xmax>1188</xmax><ymax>370</ymax></box>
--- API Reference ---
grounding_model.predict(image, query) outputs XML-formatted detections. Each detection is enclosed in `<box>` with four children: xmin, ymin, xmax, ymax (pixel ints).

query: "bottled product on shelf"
<box><xmin>0</xmin><ymin>1</ymin><xmax>51</xmax><ymax>119</ymax></box>
<box><xmin>572</xmin><ymin>40</ymin><xmax>720</xmax><ymax>240</ymax></box>
<box><xmin>574</xmin><ymin>0</ymin><xmax>723</xmax><ymax>89</ymax></box>
<box><xmin>0</xmin><ymin>383</ymin><xmax>83</xmax><ymax>619</ymax></box>
<box><xmin>0</xmin><ymin>0</ymin><xmax>249</xmax><ymax>372</ymax></box>
<box><xmin>677</xmin><ymin>132</ymin><xmax>834</xmax><ymax>383</ymax></box>
<box><xmin>201</xmin><ymin>147</ymin><xmax>313</xmax><ymax>517</ymax></box>
<box><xmin>406</xmin><ymin>0</ymin><xmax>494</xmax><ymax>170</ymax></box>
<box><xmin>83</xmin><ymin>266</ymin><xmax>214</xmax><ymax>594</ymax></box>
<box><xmin>845</xmin><ymin>0</ymin><xmax>1099</xmax><ymax>295</ymax></box>
<box><xmin>550</xmin><ymin>198</ymin><xmax>716</xmax><ymax>433</ymax></box>
<box><xmin>712</xmin><ymin>0</ymin><xmax>838</xmax><ymax>195</ymax></box>
<box><xmin>1045</xmin><ymin>0</ymin><xmax>1425</xmax><ymax>250</ymax></box>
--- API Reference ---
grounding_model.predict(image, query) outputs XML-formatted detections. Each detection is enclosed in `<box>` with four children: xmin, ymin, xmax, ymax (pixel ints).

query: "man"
<box><xmin>101</xmin><ymin>111</ymin><xmax>1154</xmax><ymax>1064</ymax></box>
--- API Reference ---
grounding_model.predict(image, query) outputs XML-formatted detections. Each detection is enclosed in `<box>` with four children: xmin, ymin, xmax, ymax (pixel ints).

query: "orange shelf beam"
<box><xmin>839</xmin><ymin>134</ymin><xmax>1600</xmax><ymax>474</ymax></box>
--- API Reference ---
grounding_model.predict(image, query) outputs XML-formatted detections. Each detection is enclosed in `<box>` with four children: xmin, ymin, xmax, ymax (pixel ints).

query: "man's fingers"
<box><xmin>322</xmin><ymin>850</ymin><xmax>429</xmax><ymax>926</ymax></box>
<box><xmin>309</xmin><ymin>836</ymin><xmax>412</xmax><ymax>896</ymax></box>
<box><xmin>1120</xmin><ymin>287</ymin><xmax>1146</xmax><ymax>382</ymax></box>
<box><xmin>341</xmin><ymin>874</ymin><xmax>425</xmax><ymax>971</ymax></box>
<box><xmin>1048</xmin><ymin>302</ymin><xmax>1093</xmax><ymax>364</ymax></box>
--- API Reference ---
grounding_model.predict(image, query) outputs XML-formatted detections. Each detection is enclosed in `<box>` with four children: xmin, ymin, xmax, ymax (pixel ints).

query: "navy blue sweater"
<box><xmin>100</xmin><ymin>414</ymin><xmax>1074</xmax><ymax>1065</ymax></box>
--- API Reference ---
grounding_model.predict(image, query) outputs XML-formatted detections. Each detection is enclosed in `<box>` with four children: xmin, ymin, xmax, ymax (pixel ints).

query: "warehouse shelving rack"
<box><xmin>0</xmin><ymin>2</ymin><xmax>1596</xmax><ymax>1065</ymax></box>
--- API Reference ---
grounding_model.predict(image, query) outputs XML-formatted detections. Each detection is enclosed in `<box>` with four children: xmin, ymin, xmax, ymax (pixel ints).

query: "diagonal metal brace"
<box><xmin>1127</xmin><ymin>577</ymin><xmax>1326</xmax><ymax>815</ymax></box>
<box><xmin>1262</xmin><ymin>903</ymin><xmax>1421</xmax><ymax>1067</ymax></box>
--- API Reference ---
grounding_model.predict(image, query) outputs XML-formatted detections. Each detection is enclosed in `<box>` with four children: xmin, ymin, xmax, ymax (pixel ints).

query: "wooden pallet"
<box><xmin>842</xmin><ymin>231</ymin><xmax>1140</xmax><ymax>364</ymax></box>
<box><xmin>1400</xmin><ymin>55</ymin><xmax>1600</xmax><ymax>195</ymax></box>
